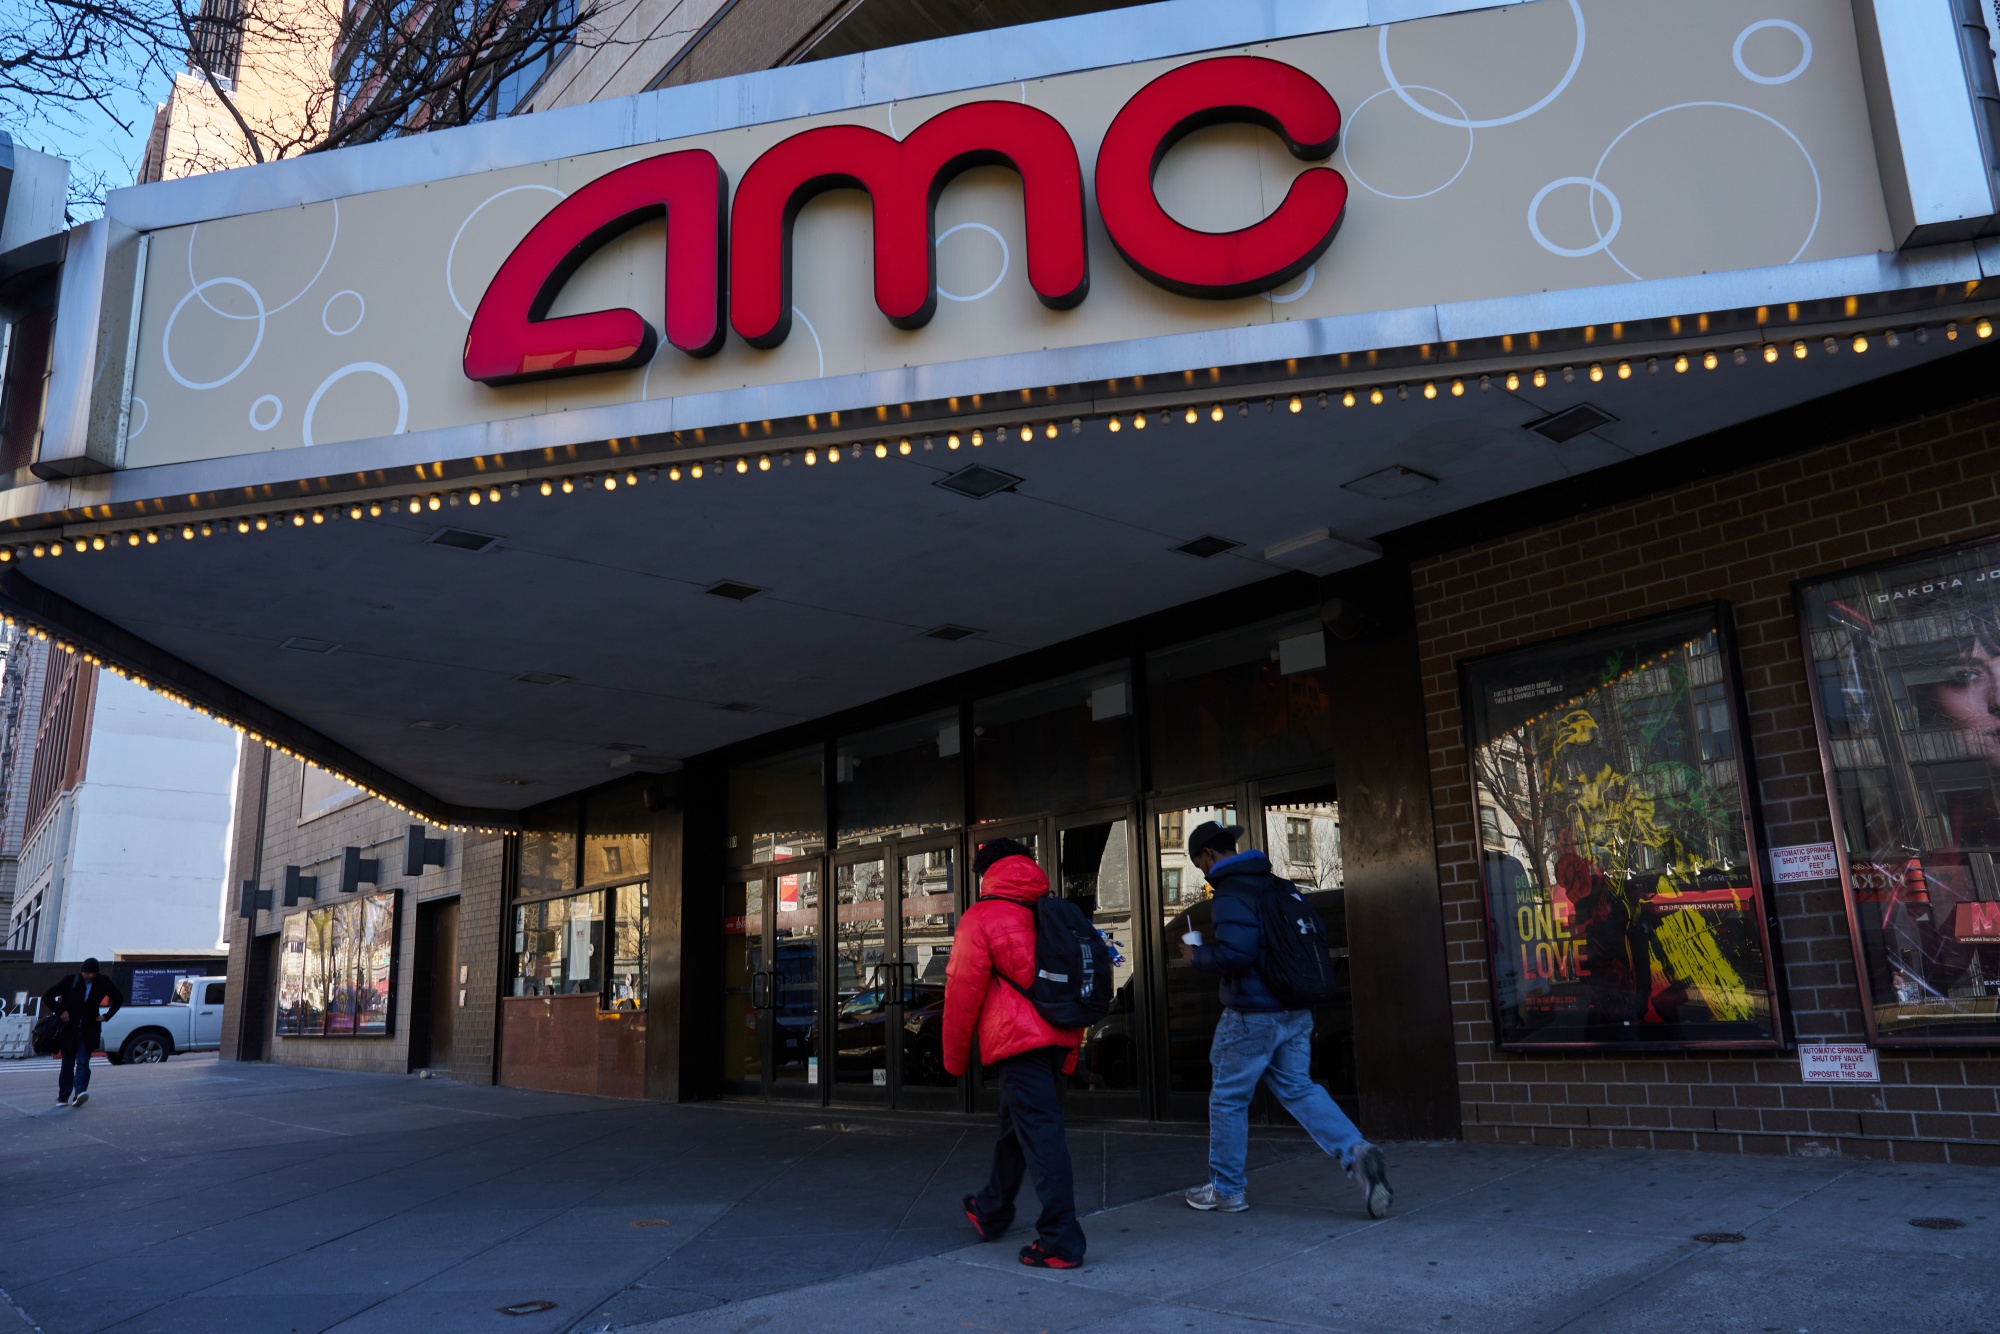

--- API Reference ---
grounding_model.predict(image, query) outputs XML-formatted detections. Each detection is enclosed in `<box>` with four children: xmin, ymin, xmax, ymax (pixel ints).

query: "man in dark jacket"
<box><xmin>1178</xmin><ymin>822</ymin><xmax>1392</xmax><ymax>1217</ymax></box>
<box><xmin>43</xmin><ymin>958</ymin><xmax>124</xmax><ymax>1108</ymax></box>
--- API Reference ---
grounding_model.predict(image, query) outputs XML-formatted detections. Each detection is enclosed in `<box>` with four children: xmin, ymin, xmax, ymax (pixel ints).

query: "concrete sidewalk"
<box><xmin>0</xmin><ymin>1056</ymin><xmax>1991</xmax><ymax>1333</ymax></box>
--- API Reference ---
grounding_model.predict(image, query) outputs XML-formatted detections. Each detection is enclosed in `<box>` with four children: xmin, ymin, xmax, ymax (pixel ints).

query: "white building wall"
<box><xmin>43</xmin><ymin>674</ymin><xmax>239</xmax><ymax>960</ymax></box>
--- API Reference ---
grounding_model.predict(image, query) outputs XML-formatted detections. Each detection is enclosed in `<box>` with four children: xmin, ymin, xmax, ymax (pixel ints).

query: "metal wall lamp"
<box><xmin>404</xmin><ymin>826</ymin><xmax>448</xmax><ymax>876</ymax></box>
<box><xmin>283</xmin><ymin>866</ymin><xmax>318</xmax><ymax>906</ymax></box>
<box><xmin>236</xmin><ymin>879</ymin><xmax>273</xmax><ymax>919</ymax></box>
<box><xmin>342</xmin><ymin>847</ymin><xmax>381</xmax><ymax>895</ymax></box>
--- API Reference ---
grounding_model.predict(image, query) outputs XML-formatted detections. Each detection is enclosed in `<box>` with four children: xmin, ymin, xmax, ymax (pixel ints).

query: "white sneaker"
<box><xmin>1352</xmin><ymin>1144</ymin><xmax>1391</xmax><ymax>1219</ymax></box>
<box><xmin>1183</xmin><ymin>1183</ymin><xmax>1248</xmax><ymax>1212</ymax></box>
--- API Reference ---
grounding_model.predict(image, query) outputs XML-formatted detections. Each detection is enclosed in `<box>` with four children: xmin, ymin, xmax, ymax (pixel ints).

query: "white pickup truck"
<box><xmin>99</xmin><ymin>976</ymin><xmax>226</xmax><ymax>1064</ymax></box>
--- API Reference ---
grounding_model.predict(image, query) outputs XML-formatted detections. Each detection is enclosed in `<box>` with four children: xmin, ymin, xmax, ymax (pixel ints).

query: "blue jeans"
<box><xmin>59</xmin><ymin>1035</ymin><xmax>92</xmax><ymax>1100</ymax></box>
<box><xmin>1208</xmin><ymin>1008</ymin><xmax>1363</xmax><ymax>1198</ymax></box>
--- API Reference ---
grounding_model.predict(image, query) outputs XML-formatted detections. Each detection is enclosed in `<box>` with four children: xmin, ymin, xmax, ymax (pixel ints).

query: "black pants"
<box><xmin>972</xmin><ymin>1046</ymin><xmax>1085</xmax><ymax>1260</ymax></box>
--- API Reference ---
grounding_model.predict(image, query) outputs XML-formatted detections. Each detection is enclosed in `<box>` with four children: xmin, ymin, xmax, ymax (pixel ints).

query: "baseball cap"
<box><xmin>1186</xmin><ymin>821</ymin><xmax>1244</xmax><ymax>859</ymax></box>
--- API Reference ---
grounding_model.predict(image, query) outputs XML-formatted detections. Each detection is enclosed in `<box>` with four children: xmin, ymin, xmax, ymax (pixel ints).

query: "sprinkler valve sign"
<box><xmin>1798</xmin><ymin>1044</ymin><xmax>1879</xmax><ymax>1082</ymax></box>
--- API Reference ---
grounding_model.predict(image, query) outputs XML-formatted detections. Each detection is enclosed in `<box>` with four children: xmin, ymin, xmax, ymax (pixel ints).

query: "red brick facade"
<box><xmin>1414</xmin><ymin>393</ymin><xmax>2000</xmax><ymax>1166</ymax></box>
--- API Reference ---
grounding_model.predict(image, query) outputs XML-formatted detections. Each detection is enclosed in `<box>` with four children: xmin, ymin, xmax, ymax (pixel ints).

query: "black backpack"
<box><xmin>996</xmin><ymin>896</ymin><xmax>1116</xmax><ymax>1028</ymax></box>
<box><xmin>1253</xmin><ymin>881</ymin><xmax>1342</xmax><ymax>1008</ymax></box>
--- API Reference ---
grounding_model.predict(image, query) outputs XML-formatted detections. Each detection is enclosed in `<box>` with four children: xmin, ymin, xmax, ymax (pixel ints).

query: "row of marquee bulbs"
<box><xmin>0</xmin><ymin>615</ymin><xmax>506</xmax><ymax>834</ymax></box>
<box><xmin>3</xmin><ymin>318</ymin><xmax>1991</xmax><ymax>562</ymax></box>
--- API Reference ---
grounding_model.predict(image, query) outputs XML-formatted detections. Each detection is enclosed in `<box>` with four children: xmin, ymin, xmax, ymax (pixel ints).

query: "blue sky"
<box><xmin>11</xmin><ymin>66</ymin><xmax>173</xmax><ymax>214</ymax></box>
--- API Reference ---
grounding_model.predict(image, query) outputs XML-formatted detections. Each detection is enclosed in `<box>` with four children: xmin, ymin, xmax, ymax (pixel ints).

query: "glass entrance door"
<box><xmin>1153</xmin><ymin>792</ymin><xmax>1241</xmax><ymax>1119</ymax></box>
<box><xmin>1056</xmin><ymin>814</ymin><xmax>1145</xmax><ymax>1117</ymax></box>
<box><xmin>830</xmin><ymin>839</ymin><xmax>964</xmax><ymax>1108</ymax></box>
<box><xmin>722</xmin><ymin>861</ymin><xmax>825</xmax><ymax>1100</ymax></box>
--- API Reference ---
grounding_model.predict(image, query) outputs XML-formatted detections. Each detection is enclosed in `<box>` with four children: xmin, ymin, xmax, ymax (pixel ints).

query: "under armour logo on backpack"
<box><xmin>1296</xmin><ymin>917</ymin><xmax>1311</xmax><ymax>934</ymax></box>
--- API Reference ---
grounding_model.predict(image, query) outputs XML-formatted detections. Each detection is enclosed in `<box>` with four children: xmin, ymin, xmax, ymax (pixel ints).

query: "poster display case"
<box><xmin>271</xmin><ymin>891</ymin><xmax>400</xmax><ymax>1038</ymax></box>
<box><xmin>1797</xmin><ymin>538</ymin><xmax>2000</xmax><ymax>1044</ymax></box>
<box><xmin>1460</xmin><ymin>604</ymin><xmax>1783</xmax><ymax>1049</ymax></box>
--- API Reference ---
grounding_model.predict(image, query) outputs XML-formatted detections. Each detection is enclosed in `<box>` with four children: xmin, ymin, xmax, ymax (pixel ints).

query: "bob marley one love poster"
<box><xmin>1462</xmin><ymin>604</ymin><xmax>1782</xmax><ymax>1049</ymax></box>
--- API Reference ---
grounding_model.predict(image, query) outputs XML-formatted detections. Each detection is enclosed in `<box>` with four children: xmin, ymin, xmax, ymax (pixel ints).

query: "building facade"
<box><xmin>4</xmin><ymin>0</ymin><xmax>2000</xmax><ymax>1163</ymax></box>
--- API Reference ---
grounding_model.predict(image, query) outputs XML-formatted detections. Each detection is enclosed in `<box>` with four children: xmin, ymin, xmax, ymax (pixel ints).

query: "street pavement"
<box><xmin>0</xmin><ymin>1054</ymin><xmax>1991</xmax><ymax>1333</ymax></box>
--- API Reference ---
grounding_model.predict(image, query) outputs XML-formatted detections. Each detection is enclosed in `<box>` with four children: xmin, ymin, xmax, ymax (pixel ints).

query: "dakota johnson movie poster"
<box><xmin>1462</xmin><ymin>605</ymin><xmax>1782</xmax><ymax>1048</ymax></box>
<box><xmin>1799</xmin><ymin>539</ymin><xmax>2000</xmax><ymax>1044</ymax></box>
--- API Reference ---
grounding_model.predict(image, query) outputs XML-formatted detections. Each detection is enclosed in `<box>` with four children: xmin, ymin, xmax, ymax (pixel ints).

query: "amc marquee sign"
<box><xmin>466</xmin><ymin>57</ymin><xmax>1348</xmax><ymax>386</ymax></box>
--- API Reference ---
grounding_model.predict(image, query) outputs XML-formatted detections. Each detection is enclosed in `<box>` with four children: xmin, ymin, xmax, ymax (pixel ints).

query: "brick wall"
<box><xmin>230</xmin><ymin>751</ymin><xmax>504</xmax><ymax>1084</ymax></box>
<box><xmin>1415</xmin><ymin>393</ymin><xmax>2000</xmax><ymax>1167</ymax></box>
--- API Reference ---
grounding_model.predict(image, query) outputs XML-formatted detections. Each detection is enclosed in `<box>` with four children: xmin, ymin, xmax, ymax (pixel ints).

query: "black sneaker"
<box><xmin>1354</xmin><ymin>1143</ymin><xmax>1391</xmax><ymax>1219</ymax></box>
<box><xmin>962</xmin><ymin>1195</ymin><xmax>1006</xmax><ymax>1242</ymax></box>
<box><xmin>1018</xmin><ymin>1241</ymin><xmax>1080</xmax><ymax>1270</ymax></box>
<box><xmin>71</xmin><ymin>1092</ymin><xmax>89</xmax><ymax>1109</ymax></box>
<box><xmin>54</xmin><ymin>1095</ymin><xmax>69</xmax><ymax>1107</ymax></box>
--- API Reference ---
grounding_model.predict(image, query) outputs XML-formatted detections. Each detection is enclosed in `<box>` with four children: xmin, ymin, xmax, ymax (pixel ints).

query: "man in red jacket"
<box><xmin>945</xmin><ymin>839</ymin><xmax>1087</xmax><ymax>1268</ymax></box>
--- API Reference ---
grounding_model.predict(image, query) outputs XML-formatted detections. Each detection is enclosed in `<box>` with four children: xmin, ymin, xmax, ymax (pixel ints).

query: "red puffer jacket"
<box><xmin>942</xmin><ymin>855</ymin><xmax>1083</xmax><ymax>1076</ymax></box>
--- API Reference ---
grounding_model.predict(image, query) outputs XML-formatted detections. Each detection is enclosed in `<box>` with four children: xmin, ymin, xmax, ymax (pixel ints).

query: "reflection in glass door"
<box><xmin>769</xmin><ymin>865</ymin><xmax>822</xmax><ymax>1097</ymax></box>
<box><xmin>1058</xmin><ymin>816</ymin><xmax>1144</xmax><ymax>1116</ymax></box>
<box><xmin>1155</xmin><ymin>797</ymin><xmax>1238</xmax><ymax>1103</ymax></box>
<box><xmin>833</xmin><ymin>857</ymin><xmax>891</xmax><ymax>1102</ymax></box>
<box><xmin>896</xmin><ymin>843</ymin><xmax>960</xmax><ymax>1109</ymax></box>
<box><xmin>1260</xmin><ymin>782</ymin><xmax>1355</xmax><ymax>1111</ymax></box>
<box><xmin>722</xmin><ymin>876</ymin><xmax>765</xmax><ymax>1093</ymax></box>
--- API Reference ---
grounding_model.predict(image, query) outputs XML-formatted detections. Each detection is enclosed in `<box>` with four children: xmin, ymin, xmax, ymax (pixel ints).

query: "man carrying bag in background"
<box><xmin>1178</xmin><ymin>821</ymin><xmax>1393</xmax><ymax>1218</ymax></box>
<box><xmin>42</xmin><ymin>958</ymin><xmax>123</xmax><ymax>1108</ymax></box>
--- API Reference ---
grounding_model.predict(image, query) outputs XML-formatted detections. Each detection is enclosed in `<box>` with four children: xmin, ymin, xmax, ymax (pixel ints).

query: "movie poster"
<box><xmin>1462</xmin><ymin>604</ymin><xmax>1782</xmax><ymax>1048</ymax></box>
<box><xmin>356</xmin><ymin>892</ymin><xmax>397</xmax><ymax>1037</ymax></box>
<box><xmin>1798</xmin><ymin>539</ymin><xmax>2000</xmax><ymax>1044</ymax></box>
<box><xmin>274</xmin><ymin>914</ymin><xmax>307</xmax><ymax>1037</ymax></box>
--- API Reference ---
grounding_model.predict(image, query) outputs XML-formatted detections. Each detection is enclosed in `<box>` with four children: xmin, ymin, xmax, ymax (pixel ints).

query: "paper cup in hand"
<box><xmin>1182</xmin><ymin>930</ymin><xmax>1203</xmax><ymax>947</ymax></box>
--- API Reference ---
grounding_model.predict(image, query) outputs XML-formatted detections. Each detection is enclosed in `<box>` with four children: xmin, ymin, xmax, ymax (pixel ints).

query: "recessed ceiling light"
<box><xmin>705</xmin><ymin>580</ymin><xmax>764</xmax><ymax>601</ymax></box>
<box><xmin>503</xmin><ymin>778</ymin><xmax>535</xmax><ymax>786</ymax></box>
<box><xmin>410</xmin><ymin>720</ymin><xmax>457</xmax><ymax>731</ymax></box>
<box><xmin>1172</xmin><ymin>535</ymin><xmax>1243</xmax><ymax>559</ymax></box>
<box><xmin>935</xmin><ymin>465</ymin><xmax>1023</xmax><ymax>499</ymax></box>
<box><xmin>513</xmin><ymin>671</ymin><xmax>571</xmax><ymax>686</ymax></box>
<box><xmin>924</xmin><ymin>624</ymin><xmax>980</xmax><ymax>642</ymax></box>
<box><xmin>426</xmin><ymin>528</ymin><xmax>498</xmax><ymax>552</ymax></box>
<box><xmin>280</xmin><ymin>636</ymin><xmax>340</xmax><ymax>654</ymax></box>
<box><xmin>1341</xmin><ymin>466</ymin><xmax>1438</xmax><ymax>500</ymax></box>
<box><xmin>1524</xmin><ymin>403</ymin><xmax>1617</xmax><ymax>443</ymax></box>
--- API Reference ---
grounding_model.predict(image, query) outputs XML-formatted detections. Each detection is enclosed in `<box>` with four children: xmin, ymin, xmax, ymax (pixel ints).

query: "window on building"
<box><xmin>512</xmin><ymin>891</ymin><xmax>604</xmax><ymax>997</ymax></box>
<box><xmin>836</xmin><ymin>708</ymin><xmax>963</xmax><ymax>847</ymax></box>
<box><xmin>973</xmin><ymin>664</ymin><xmax>1134</xmax><ymax>822</ymax></box>
<box><xmin>1148</xmin><ymin>612</ymin><xmax>1334</xmax><ymax>792</ymax></box>
<box><xmin>728</xmin><ymin>746</ymin><xmax>825</xmax><ymax>866</ymax></box>
<box><xmin>1286</xmin><ymin>817</ymin><xmax>1312</xmax><ymax>865</ymax></box>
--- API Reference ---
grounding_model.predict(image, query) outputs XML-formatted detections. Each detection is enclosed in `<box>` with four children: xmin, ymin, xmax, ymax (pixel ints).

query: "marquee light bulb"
<box><xmin>1731</xmin><ymin>347</ymin><xmax>1747</xmax><ymax>366</ymax></box>
<box><xmin>872</xmin><ymin>442</ymin><xmax>887</xmax><ymax>459</ymax></box>
<box><xmin>369</xmin><ymin>502</ymin><xmax>383</xmax><ymax>516</ymax></box>
<box><xmin>1422</xmin><ymin>381</ymin><xmax>1437</xmax><ymax>400</ymax></box>
<box><xmin>691</xmin><ymin>463</ymin><xmax>704</xmax><ymax>478</ymax></box>
<box><xmin>948</xmin><ymin>432</ymin><xmax>963</xmax><ymax>447</ymax></box>
<box><xmin>1616</xmin><ymin>361</ymin><xmax>1631</xmax><ymax>380</ymax></box>
<box><xmin>235</xmin><ymin>521</ymin><xmax>249</xmax><ymax>535</ymax></box>
<box><xmin>1851</xmin><ymin>334</ymin><xmax>1868</xmax><ymax>354</ymax></box>
<box><xmin>1980</xmin><ymin>319</ymin><xmax>1993</xmax><ymax>339</ymax></box>
<box><xmin>974</xmin><ymin>429</ymin><xmax>986</xmax><ymax>445</ymax></box>
<box><xmin>670</xmin><ymin>464</ymin><xmax>685</xmax><ymax>478</ymax></box>
<box><xmin>1370</xmin><ymin>387</ymin><xmax>1384</xmax><ymax>405</ymax></box>
<box><xmin>1702</xmin><ymin>350</ymin><xmax>1718</xmax><ymax>370</ymax></box>
<box><xmin>1450</xmin><ymin>379</ymin><xmax>1465</xmax><ymax>397</ymax></box>
<box><xmin>897</xmin><ymin>438</ymin><xmax>911</xmax><ymax>455</ymax></box>
<box><xmin>1673</xmin><ymin>355</ymin><xmax>1688</xmax><ymax>373</ymax></box>
<box><xmin>1886</xmin><ymin>330</ymin><xmax>1901</xmax><ymax>349</ymax></box>
<box><xmin>1588</xmin><ymin>364</ymin><xmax>1603</xmax><ymax>383</ymax></box>
<box><xmin>1210</xmin><ymin>404</ymin><xmax>1224</xmax><ymax>422</ymax></box>
<box><xmin>602</xmin><ymin>475</ymin><xmax>616</xmax><ymax>491</ymax></box>
<box><xmin>561</xmin><ymin>478</ymin><xmax>574</xmax><ymax>494</ymax></box>
<box><xmin>625</xmin><ymin>471</ymin><xmax>638</xmax><ymax>486</ymax></box>
<box><xmin>1341</xmin><ymin>390</ymin><xmax>1356</xmax><ymax>407</ymax></box>
<box><xmin>1561</xmin><ymin>366</ymin><xmax>1574</xmax><ymax>384</ymax></box>
<box><xmin>1289</xmin><ymin>395</ymin><xmax>1303</xmax><ymax>413</ymax></box>
<box><xmin>1759</xmin><ymin>343</ymin><xmax>1776</xmax><ymax>363</ymax></box>
<box><xmin>90</xmin><ymin>535</ymin><xmax>104</xmax><ymax>551</ymax></box>
<box><xmin>1047</xmin><ymin>421</ymin><xmax>1060</xmax><ymax>439</ymax></box>
<box><xmin>349</xmin><ymin>505</ymin><xmax>363</xmax><ymax>520</ymax></box>
<box><xmin>1947</xmin><ymin>321</ymin><xmax>1959</xmax><ymax>340</ymax></box>
<box><xmin>311</xmin><ymin>510</ymin><xmax>325</xmax><ymax>524</ymax></box>
<box><xmin>759</xmin><ymin>454</ymin><xmax>772</xmax><ymax>470</ymax></box>
<box><xmin>1107</xmin><ymin>417</ymin><xmax>1121</xmax><ymax>433</ymax></box>
<box><xmin>201</xmin><ymin>522</ymin><xmax>214</xmax><ymax>537</ymax></box>
<box><xmin>290</xmin><ymin>513</ymin><xmax>304</xmax><ymax>527</ymax></box>
<box><xmin>490</xmin><ymin>487</ymin><xmax>503</xmax><ymax>503</ymax></box>
<box><xmin>1531</xmin><ymin>369</ymin><xmax>1546</xmax><ymax>388</ymax></box>
<box><xmin>257</xmin><ymin>516</ymin><xmax>271</xmax><ymax>530</ymax></box>
<box><xmin>1184</xmin><ymin>407</ymin><xmax>1198</xmax><ymax>425</ymax></box>
<box><xmin>1504</xmin><ymin>372</ymin><xmax>1519</xmax><ymax>391</ymax></box>
<box><xmin>1397</xmin><ymin>384</ymin><xmax>1409</xmax><ymax>401</ymax></box>
<box><xmin>427</xmin><ymin>494</ymin><xmax>442</xmax><ymax>510</ymax></box>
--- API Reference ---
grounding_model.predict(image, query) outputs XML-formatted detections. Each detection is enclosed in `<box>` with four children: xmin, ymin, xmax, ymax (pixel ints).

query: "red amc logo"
<box><xmin>463</xmin><ymin>56</ymin><xmax>1346</xmax><ymax>387</ymax></box>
